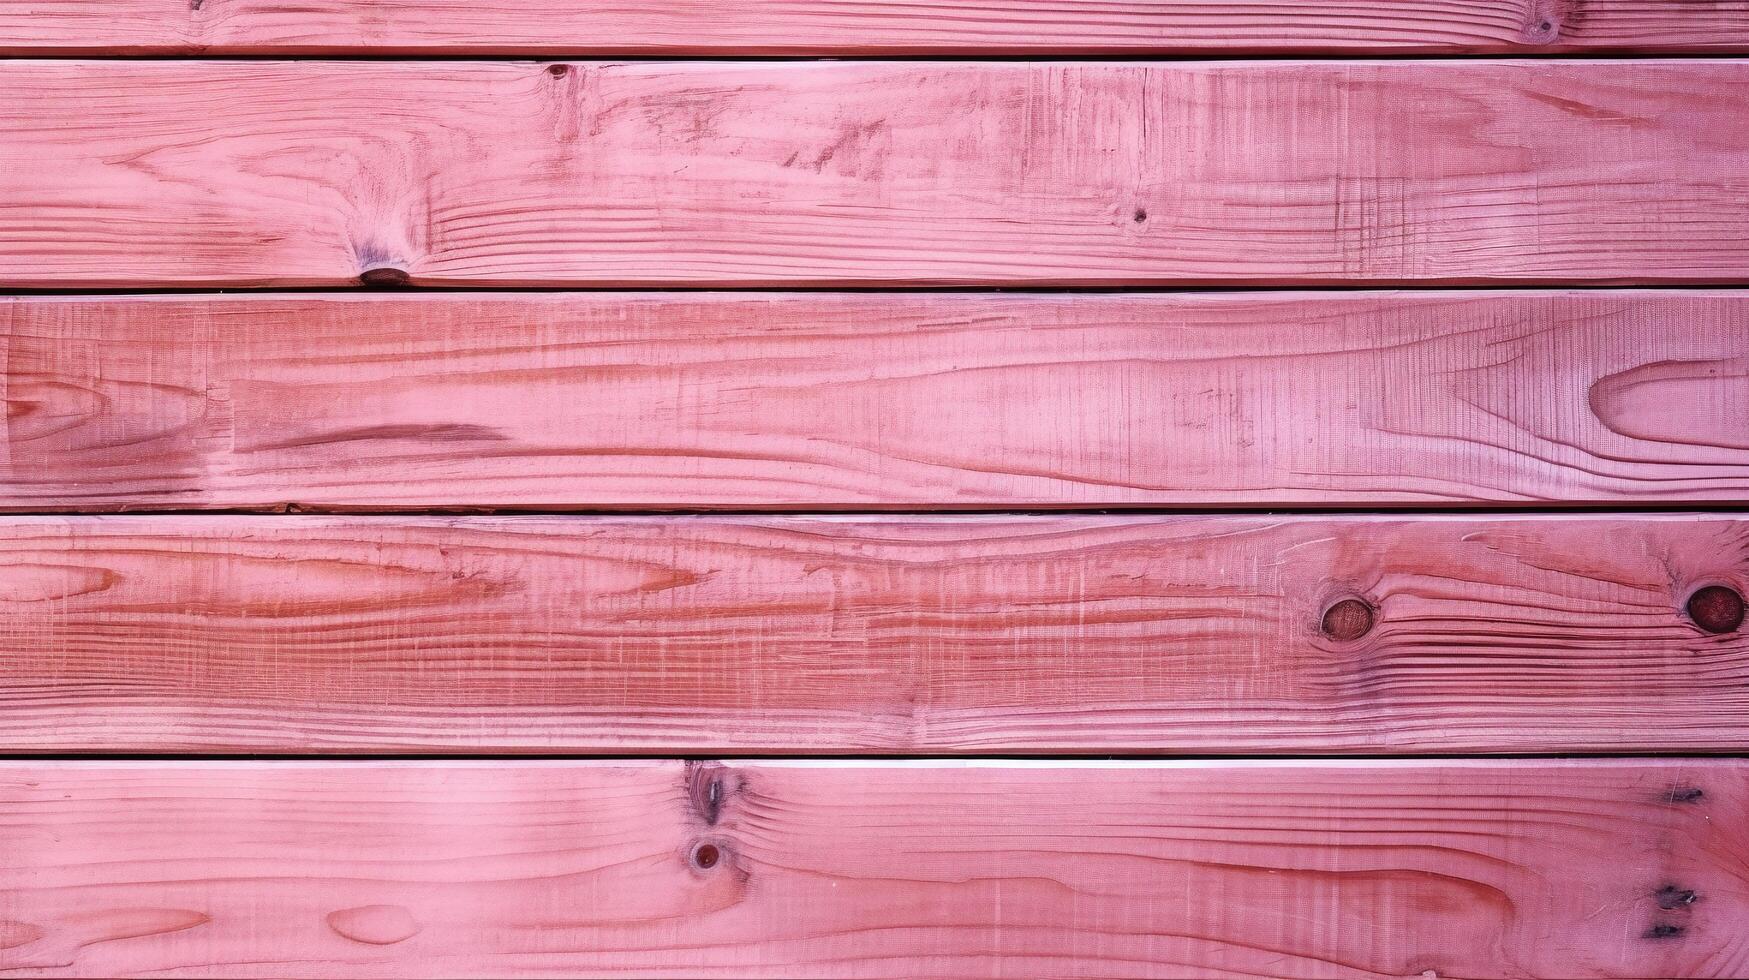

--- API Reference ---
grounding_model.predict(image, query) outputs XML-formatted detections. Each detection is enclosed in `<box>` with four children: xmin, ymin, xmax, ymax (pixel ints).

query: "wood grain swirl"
<box><xmin>0</xmin><ymin>514</ymin><xmax>1742</xmax><ymax>753</ymax></box>
<box><xmin>2</xmin><ymin>0</ymin><xmax>1747</xmax><ymax>54</ymax></box>
<box><xmin>0</xmin><ymin>760</ymin><xmax>1743</xmax><ymax>977</ymax></box>
<box><xmin>6</xmin><ymin>291</ymin><xmax>1749</xmax><ymax>510</ymax></box>
<box><xmin>4</xmin><ymin>62</ymin><xmax>1748</xmax><ymax>287</ymax></box>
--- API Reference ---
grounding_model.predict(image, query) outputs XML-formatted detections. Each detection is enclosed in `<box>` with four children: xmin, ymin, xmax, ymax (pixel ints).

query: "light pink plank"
<box><xmin>0</xmin><ymin>760</ymin><xmax>1742</xmax><ymax>977</ymax></box>
<box><xmin>7</xmin><ymin>291</ymin><xmax>1749</xmax><ymax>509</ymax></box>
<box><xmin>4</xmin><ymin>62</ymin><xmax>1748</xmax><ymax>286</ymax></box>
<box><xmin>3</xmin><ymin>0</ymin><xmax>1747</xmax><ymax>54</ymax></box>
<box><xmin>0</xmin><ymin>514</ymin><xmax>1743</xmax><ymax>754</ymax></box>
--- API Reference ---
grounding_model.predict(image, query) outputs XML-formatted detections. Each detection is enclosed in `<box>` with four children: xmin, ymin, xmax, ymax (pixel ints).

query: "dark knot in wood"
<box><xmin>1687</xmin><ymin>585</ymin><xmax>1744</xmax><ymax>634</ymax></box>
<box><xmin>359</xmin><ymin>266</ymin><xmax>411</xmax><ymax>288</ymax></box>
<box><xmin>1321</xmin><ymin>597</ymin><xmax>1374</xmax><ymax>642</ymax></box>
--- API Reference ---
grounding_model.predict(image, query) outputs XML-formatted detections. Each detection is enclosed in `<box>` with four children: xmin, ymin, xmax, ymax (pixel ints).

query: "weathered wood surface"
<box><xmin>0</xmin><ymin>760</ymin><xmax>1742</xmax><ymax>977</ymax></box>
<box><xmin>8</xmin><ymin>291</ymin><xmax>1749</xmax><ymax>510</ymax></box>
<box><xmin>1</xmin><ymin>514</ymin><xmax>1743</xmax><ymax>754</ymax></box>
<box><xmin>4</xmin><ymin>62</ymin><xmax>1748</xmax><ymax>288</ymax></box>
<box><xmin>5</xmin><ymin>0</ymin><xmax>1747</xmax><ymax>54</ymax></box>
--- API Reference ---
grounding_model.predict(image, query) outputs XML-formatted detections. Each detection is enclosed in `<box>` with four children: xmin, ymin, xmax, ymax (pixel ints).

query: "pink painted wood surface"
<box><xmin>9</xmin><ymin>291</ymin><xmax>1749</xmax><ymax>510</ymax></box>
<box><xmin>0</xmin><ymin>760</ymin><xmax>1742</xmax><ymax>977</ymax></box>
<box><xmin>4</xmin><ymin>0</ymin><xmax>1746</xmax><ymax>54</ymax></box>
<box><xmin>5</xmin><ymin>61</ymin><xmax>1749</xmax><ymax>287</ymax></box>
<box><xmin>1</xmin><ymin>514</ymin><xmax>1743</xmax><ymax>754</ymax></box>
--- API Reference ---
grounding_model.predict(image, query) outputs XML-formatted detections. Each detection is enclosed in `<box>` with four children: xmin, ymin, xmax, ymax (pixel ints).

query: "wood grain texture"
<box><xmin>4</xmin><ymin>0</ymin><xmax>1748</xmax><ymax>54</ymax></box>
<box><xmin>1</xmin><ymin>514</ymin><xmax>1744</xmax><ymax>754</ymax></box>
<box><xmin>8</xmin><ymin>291</ymin><xmax>1749</xmax><ymax>510</ymax></box>
<box><xmin>0</xmin><ymin>760</ymin><xmax>1744</xmax><ymax>977</ymax></box>
<box><xmin>5</xmin><ymin>61</ymin><xmax>1749</xmax><ymax>287</ymax></box>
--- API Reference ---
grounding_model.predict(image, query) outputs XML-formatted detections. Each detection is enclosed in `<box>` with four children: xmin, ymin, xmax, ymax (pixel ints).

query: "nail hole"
<box><xmin>1321</xmin><ymin>598</ymin><xmax>1374</xmax><ymax>642</ymax></box>
<box><xmin>1686</xmin><ymin>585</ymin><xmax>1744</xmax><ymax>634</ymax></box>
<box><xmin>547</xmin><ymin>64</ymin><xmax>569</xmax><ymax>77</ymax></box>
<box><xmin>691</xmin><ymin>842</ymin><xmax>720</xmax><ymax>870</ymax></box>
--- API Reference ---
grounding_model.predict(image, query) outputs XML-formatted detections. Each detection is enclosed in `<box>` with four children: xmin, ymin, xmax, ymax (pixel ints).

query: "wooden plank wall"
<box><xmin>3</xmin><ymin>1</ymin><xmax>1748</xmax><ymax>977</ymax></box>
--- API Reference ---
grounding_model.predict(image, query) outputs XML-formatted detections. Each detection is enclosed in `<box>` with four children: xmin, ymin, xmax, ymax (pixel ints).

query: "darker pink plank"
<box><xmin>0</xmin><ymin>514</ymin><xmax>1743</xmax><ymax>754</ymax></box>
<box><xmin>3</xmin><ymin>62</ymin><xmax>1748</xmax><ymax>287</ymax></box>
<box><xmin>0</xmin><ymin>760</ymin><xmax>1742</xmax><ymax>977</ymax></box>
<box><xmin>7</xmin><ymin>291</ymin><xmax>1749</xmax><ymax>510</ymax></box>
<box><xmin>3</xmin><ymin>0</ymin><xmax>1746</xmax><ymax>54</ymax></box>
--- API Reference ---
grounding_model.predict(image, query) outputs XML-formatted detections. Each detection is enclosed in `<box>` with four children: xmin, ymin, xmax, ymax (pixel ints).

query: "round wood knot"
<box><xmin>1321</xmin><ymin>597</ymin><xmax>1374</xmax><ymax>642</ymax></box>
<box><xmin>547</xmin><ymin>64</ymin><xmax>570</xmax><ymax>77</ymax></box>
<box><xmin>1686</xmin><ymin>585</ymin><xmax>1744</xmax><ymax>634</ymax></box>
<box><xmin>358</xmin><ymin>266</ymin><xmax>410</xmax><ymax>288</ymax></box>
<box><xmin>691</xmin><ymin>842</ymin><xmax>722</xmax><ymax>870</ymax></box>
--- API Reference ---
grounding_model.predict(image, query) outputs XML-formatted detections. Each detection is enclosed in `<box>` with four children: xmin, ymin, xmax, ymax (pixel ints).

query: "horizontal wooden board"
<box><xmin>4</xmin><ymin>61</ymin><xmax>1748</xmax><ymax>287</ymax></box>
<box><xmin>5</xmin><ymin>0</ymin><xmax>1748</xmax><ymax>55</ymax></box>
<box><xmin>0</xmin><ymin>760</ymin><xmax>1742</xmax><ymax>977</ymax></box>
<box><xmin>8</xmin><ymin>291</ymin><xmax>1749</xmax><ymax>510</ymax></box>
<box><xmin>13</xmin><ymin>288</ymin><xmax>1749</xmax><ymax>507</ymax></box>
<box><xmin>1</xmin><ymin>514</ymin><xmax>1744</xmax><ymax>754</ymax></box>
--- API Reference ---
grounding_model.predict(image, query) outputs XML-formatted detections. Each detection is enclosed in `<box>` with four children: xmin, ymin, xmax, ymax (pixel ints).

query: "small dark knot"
<box><xmin>1686</xmin><ymin>585</ymin><xmax>1744</xmax><ymax>634</ymax></box>
<box><xmin>548</xmin><ymin>64</ymin><xmax>570</xmax><ymax>77</ymax></box>
<box><xmin>359</xmin><ymin>266</ymin><xmax>411</xmax><ymax>288</ymax></box>
<box><xmin>1132</xmin><ymin>209</ymin><xmax>1148</xmax><ymax>223</ymax></box>
<box><xmin>1656</xmin><ymin>885</ymin><xmax>1698</xmax><ymax>910</ymax></box>
<box><xmin>1644</xmin><ymin>923</ymin><xmax>1685</xmax><ymax>940</ymax></box>
<box><xmin>1523</xmin><ymin>14</ymin><xmax>1561</xmax><ymax>43</ymax></box>
<box><xmin>1664</xmin><ymin>786</ymin><xmax>1706</xmax><ymax>804</ymax></box>
<box><xmin>1322</xmin><ymin>597</ymin><xmax>1375</xmax><ymax>642</ymax></box>
<box><xmin>691</xmin><ymin>842</ymin><xmax>722</xmax><ymax>870</ymax></box>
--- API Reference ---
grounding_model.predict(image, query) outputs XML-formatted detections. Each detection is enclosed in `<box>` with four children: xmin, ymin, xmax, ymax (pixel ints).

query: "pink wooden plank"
<box><xmin>4</xmin><ymin>0</ymin><xmax>1747</xmax><ymax>54</ymax></box>
<box><xmin>7</xmin><ymin>291</ymin><xmax>1749</xmax><ymax>510</ymax></box>
<box><xmin>4</xmin><ymin>62</ymin><xmax>1748</xmax><ymax>287</ymax></box>
<box><xmin>0</xmin><ymin>514</ymin><xmax>1743</xmax><ymax>754</ymax></box>
<box><xmin>0</xmin><ymin>760</ymin><xmax>1742</xmax><ymax>977</ymax></box>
